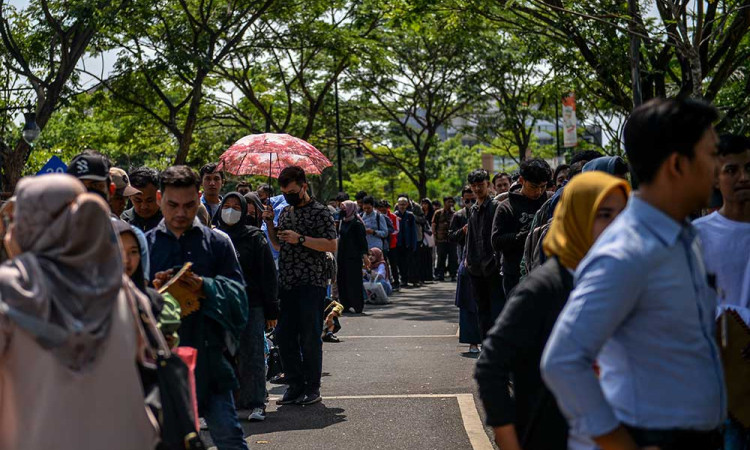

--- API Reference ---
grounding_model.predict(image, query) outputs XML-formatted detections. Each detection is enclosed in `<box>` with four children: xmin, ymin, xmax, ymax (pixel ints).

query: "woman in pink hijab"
<box><xmin>0</xmin><ymin>174</ymin><xmax>158</xmax><ymax>450</ymax></box>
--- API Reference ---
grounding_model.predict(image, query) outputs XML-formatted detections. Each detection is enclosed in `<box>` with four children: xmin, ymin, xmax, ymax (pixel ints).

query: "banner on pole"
<box><xmin>562</xmin><ymin>92</ymin><xmax>578</xmax><ymax>148</ymax></box>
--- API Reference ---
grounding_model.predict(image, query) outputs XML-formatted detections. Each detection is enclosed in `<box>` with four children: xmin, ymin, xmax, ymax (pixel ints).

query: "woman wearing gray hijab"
<box><xmin>0</xmin><ymin>174</ymin><xmax>158</xmax><ymax>450</ymax></box>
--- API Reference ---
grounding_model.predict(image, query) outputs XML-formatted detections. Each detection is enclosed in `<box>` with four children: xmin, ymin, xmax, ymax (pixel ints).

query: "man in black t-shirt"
<box><xmin>491</xmin><ymin>158</ymin><xmax>551</xmax><ymax>296</ymax></box>
<box><xmin>264</xmin><ymin>166</ymin><xmax>337</xmax><ymax>407</ymax></box>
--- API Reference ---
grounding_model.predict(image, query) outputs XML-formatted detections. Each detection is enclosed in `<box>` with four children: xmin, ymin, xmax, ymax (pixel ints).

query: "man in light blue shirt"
<box><xmin>361</xmin><ymin>196</ymin><xmax>390</xmax><ymax>251</ymax></box>
<box><xmin>541</xmin><ymin>98</ymin><xmax>726</xmax><ymax>450</ymax></box>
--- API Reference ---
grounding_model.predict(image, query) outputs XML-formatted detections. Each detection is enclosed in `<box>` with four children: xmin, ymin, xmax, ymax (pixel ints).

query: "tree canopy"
<box><xmin>2</xmin><ymin>0</ymin><xmax>750</xmax><ymax>197</ymax></box>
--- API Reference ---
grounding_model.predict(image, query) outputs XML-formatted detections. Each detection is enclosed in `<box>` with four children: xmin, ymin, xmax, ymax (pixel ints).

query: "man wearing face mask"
<box><xmin>217</xmin><ymin>192</ymin><xmax>278</xmax><ymax>422</ymax></box>
<box><xmin>263</xmin><ymin>166</ymin><xmax>337</xmax><ymax>407</ymax></box>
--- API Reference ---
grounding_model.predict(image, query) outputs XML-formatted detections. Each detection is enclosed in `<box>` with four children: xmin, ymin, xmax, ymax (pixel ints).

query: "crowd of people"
<box><xmin>473</xmin><ymin>98</ymin><xmax>750</xmax><ymax>450</ymax></box>
<box><xmin>0</xmin><ymin>96</ymin><xmax>747</xmax><ymax>450</ymax></box>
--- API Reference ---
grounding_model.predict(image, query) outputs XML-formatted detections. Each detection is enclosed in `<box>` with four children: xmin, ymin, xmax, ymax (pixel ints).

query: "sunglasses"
<box><xmin>464</xmin><ymin>199</ymin><xmax>476</xmax><ymax>204</ymax></box>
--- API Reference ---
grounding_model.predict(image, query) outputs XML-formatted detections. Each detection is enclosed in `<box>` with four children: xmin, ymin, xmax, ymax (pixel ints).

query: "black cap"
<box><xmin>68</xmin><ymin>154</ymin><xmax>110</xmax><ymax>181</ymax></box>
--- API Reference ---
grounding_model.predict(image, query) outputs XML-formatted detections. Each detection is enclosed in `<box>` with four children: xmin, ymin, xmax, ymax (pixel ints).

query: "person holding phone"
<box><xmin>264</xmin><ymin>166</ymin><xmax>337</xmax><ymax>407</ymax></box>
<box><xmin>146</xmin><ymin>165</ymin><xmax>249</xmax><ymax>450</ymax></box>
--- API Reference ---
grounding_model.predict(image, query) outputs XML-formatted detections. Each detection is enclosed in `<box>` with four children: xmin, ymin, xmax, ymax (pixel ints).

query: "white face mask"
<box><xmin>221</xmin><ymin>207</ymin><xmax>242</xmax><ymax>226</ymax></box>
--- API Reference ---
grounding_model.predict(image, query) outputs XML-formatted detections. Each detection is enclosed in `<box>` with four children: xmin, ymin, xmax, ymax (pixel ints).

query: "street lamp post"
<box><xmin>0</xmin><ymin>102</ymin><xmax>40</xmax><ymax>194</ymax></box>
<box><xmin>335</xmin><ymin>78</ymin><xmax>344</xmax><ymax>192</ymax></box>
<box><xmin>334</xmin><ymin>78</ymin><xmax>366</xmax><ymax>192</ymax></box>
<box><xmin>628</xmin><ymin>0</ymin><xmax>643</xmax><ymax>108</ymax></box>
<box><xmin>22</xmin><ymin>108</ymin><xmax>40</xmax><ymax>145</ymax></box>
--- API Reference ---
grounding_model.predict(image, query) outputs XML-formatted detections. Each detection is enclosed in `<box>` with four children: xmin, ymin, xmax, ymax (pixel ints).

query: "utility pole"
<box><xmin>554</xmin><ymin>92</ymin><xmax>561</xmax><ymax>162</ymax></box>
<box><xmin>335</xmin><ymin>78</ymin><xmax>343</xmax><ymax>192</ymax></box>
<box><xmin>628</xmin><ymin>0</ymin><xmax>643</xmax><ymax>108</ymax></box>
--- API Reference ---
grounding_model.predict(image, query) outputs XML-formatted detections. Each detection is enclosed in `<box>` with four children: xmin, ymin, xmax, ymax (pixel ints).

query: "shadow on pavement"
<box><xmin>243</xmin><ymin>403</ymin><xmax>347</xmax><ymax>436</ymax></box>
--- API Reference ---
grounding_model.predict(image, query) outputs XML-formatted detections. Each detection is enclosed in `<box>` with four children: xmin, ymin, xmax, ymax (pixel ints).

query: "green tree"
<box><xmin>214</xmin><ymin>1</ymin><xmax>382</xmax><ymax>140</ymax></box>
<box><xmin>473</xmin><ymin>34</ymin><xmax>556</xmax><ymax>163</ymax></box>
<box><xmin>472</xmin><ymin>0</ymin><xmax>750</xmax><ymax>122</ymax></box>
<box><xmin>92</xmin><ymin>0</ymin><xmax>275</xmax><ymax>165</ymax></box>
<box><xmin>0</xmin><ymin>0</ymin><xmax>129</xmax><ymax>191</ymax></box>
<box><xmin>353</xmin><ymin>9</ymin><xmax>487</xmax><ymax>198</ymax></box>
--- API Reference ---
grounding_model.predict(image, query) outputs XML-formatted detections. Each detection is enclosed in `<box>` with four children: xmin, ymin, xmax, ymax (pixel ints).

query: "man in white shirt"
<box><xmin>693</xmin><ymin>134</ymin><xmax>750</xmax><ymax>323</ymax></box>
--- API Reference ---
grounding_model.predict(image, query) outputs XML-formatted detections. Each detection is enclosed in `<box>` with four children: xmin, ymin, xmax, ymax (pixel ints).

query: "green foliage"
<box><xmin>6</xmin><ymin>0</ymin><xmax>750</xmax><ymax>195</ymax></box>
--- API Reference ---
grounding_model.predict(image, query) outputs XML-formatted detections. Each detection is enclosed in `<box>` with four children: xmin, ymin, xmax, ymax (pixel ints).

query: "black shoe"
<box><xmin>276</xmin><ymin>386</ymin><xmax>304</xmax><ymax>405</ymax></box>
<box><xmin>322</xmin><ymin>333</ymin><xmax>340</xmax><ymax>343</ymax></box>
<box><xmin>269</xmin><ymin>373</ymin><xmax>288</xmax><ymax>385</ymax></box>
<box><xmin>297</xmin><ymin>392</ymin><xmax>322</xmax><ymax>405</ymax></box>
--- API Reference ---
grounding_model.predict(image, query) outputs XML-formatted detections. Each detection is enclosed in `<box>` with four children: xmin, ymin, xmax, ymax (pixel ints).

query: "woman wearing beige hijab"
<box><xmin>0</xmin><ymin>174</ymin><xmax>158</xmax><ymax>450</ymax></box>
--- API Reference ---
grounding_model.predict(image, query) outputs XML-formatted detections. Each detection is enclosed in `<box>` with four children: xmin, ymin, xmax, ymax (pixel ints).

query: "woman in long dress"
<box><xmin>337</xmin><ymin>201</ymin><xmax>369</xmax><ymax>313</ymax></box>
<box><xmin>0</xmin><ymin>174</ymin><xmax>158</xmax><ymax>450</ymax></box>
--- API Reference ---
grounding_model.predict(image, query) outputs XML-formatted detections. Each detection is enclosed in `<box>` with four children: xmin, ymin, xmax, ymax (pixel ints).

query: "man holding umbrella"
<box><xmin>263</xmin><ymin>166</ymin><xmax>337</xmax><ymax>406</ymax></box>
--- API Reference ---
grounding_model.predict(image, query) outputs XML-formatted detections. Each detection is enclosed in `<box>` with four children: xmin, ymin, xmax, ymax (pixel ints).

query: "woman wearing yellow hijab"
<box><xmin>475</xmin><ymin>172</ymin><xmax>630</xmax><ymax>450</ymax></box>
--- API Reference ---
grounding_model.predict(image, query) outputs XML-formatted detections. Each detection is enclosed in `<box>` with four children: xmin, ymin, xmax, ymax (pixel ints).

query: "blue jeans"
<box><xmin>235</xmin><ymin>306</ymin><xmax>267</xmax><ymax>409</ymax></box>
<box><xmin>277</xmin><ymin>286</ymin><xmax>326</xmax><ymax>394</ymax></box>
<box><xmin>378</xmin><ymin>279</ymin><xmax>393</xmax><ymax>296</ymax></box>
<box><xmin>203</xmin><ymin>390</ymin><xmax>249</xmax><ymax>450</ymax></box>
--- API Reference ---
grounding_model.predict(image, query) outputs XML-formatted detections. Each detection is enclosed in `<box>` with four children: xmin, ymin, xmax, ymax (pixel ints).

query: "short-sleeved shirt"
<box><xmin>693</xmin><ymin>211</ymin><xmax>750</xmax><ymax>322</ymax></box>
<box><xmin>277</xmin><ymin>199</ymin><xmax>337</xmax><ymax>289</ymax></box>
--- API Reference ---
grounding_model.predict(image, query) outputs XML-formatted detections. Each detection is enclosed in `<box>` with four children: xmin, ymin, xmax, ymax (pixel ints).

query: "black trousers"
<box><xmin>469</xmin><ymin>273</ymin><xmax>505</xmax><ymax>340</ymax></box>
<box><xmin>435</xmin><ymin>242</ymin><xmax>458</xmax><ymax>279</ymax></box>
<box><xmin>626</xmin><ymin>426</ymin><xmax>721</xmax><ymax>450</ymax></box>
<box><xmin>417</xmin><ymin>244</ymin><xmax>433</xmax><ymax>282</ymax></box>
<box><xmin>388</xmin><ymin>247</ymin><xmax>400</xmax><ymax>287</ymax></box>
<box><xmin>277</xmin><ymin>286</ymin><xmax>326</xmax><ymax>393</ymax></box>
<box><xmin>392</xmin><ymin>246</ymin><xmax>415</xmax><ymax>286</ymax></box>
<box><xmin>503</xmin><ymin>271</ymin><xmax>521</xmax><ymax>298</ymax></box>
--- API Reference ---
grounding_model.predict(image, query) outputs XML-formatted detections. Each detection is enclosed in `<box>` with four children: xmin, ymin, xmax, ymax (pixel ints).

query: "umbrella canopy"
<box><xmin>217</xmin><ymin>133</ymin><xmax>332</xmax><ymax>178</ymax></box>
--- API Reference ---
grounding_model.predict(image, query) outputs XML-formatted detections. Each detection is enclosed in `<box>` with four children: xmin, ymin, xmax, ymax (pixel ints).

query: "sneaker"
<box><xmin>276</xmin><ymin>386</ymin><xmax>304</xmax><ymax>405</ymax></box>
<box><xmin>297</xmin><ymin>392</ymin><xmax>322</xmax><ymax>405</ymax></box>
<box><xmin>248</xmin><ymin>407</ymin><xmax>266</xmax><ymax>422</ymax></box>
<box><xmin>469</xmin><ymin>345</ymin><xmax>480</xmax><ymax>354</ymax></box>
<box><xmin>322</xmin><ymin>333</ymin><xmax>341</xmax><ymax>343</ymax></box>
<box><xmin>199</xmin><ymin>417</ymin><xmax>208</xmax><ymax>430</ymax></box>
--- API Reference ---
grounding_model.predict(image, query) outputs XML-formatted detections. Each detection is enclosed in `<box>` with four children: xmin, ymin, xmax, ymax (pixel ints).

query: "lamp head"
<box><xmin>22</xmin><ymin>111</ymin><xmax>40</xmax><ymax>145</ymax></box>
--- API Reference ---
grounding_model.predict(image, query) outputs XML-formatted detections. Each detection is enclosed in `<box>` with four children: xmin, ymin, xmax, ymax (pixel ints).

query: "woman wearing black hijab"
<box><xmin>217</xmin><ymin>192</ymin><xmax>279</xmax><ymax>421</ymax></box>
<box><xmin>337</xmin><ymin>201</ymin><xmax>369</xmax><ymax>314</ymax></box>
<box><xmin>419</xmin><ymin>198</ymin><xmax>436</xmax><ymax>283</ymax></box>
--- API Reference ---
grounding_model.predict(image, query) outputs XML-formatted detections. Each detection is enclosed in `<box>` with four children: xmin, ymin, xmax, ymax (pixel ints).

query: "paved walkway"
<box><xmin>205</xmin><ymin>281</ymin><xmax>495</xmax><ymax>449</ymax></box>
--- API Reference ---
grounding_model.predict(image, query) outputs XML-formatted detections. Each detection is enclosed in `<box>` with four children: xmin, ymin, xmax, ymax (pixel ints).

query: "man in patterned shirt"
<box><xmin>264</xmin><ymin>166</ymin><xmax>338</xmax><ymax>406</ymax></box>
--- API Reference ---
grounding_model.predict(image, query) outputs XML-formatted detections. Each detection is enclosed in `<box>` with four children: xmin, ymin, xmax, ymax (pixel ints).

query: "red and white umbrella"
<box><xmin>217</xmin><ymin>133</ymin><xmax>332</xmax><ymax>178</ymax></box>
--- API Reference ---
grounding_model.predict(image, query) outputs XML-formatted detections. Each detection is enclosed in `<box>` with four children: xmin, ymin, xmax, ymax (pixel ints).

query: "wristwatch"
<box><xmin>298</xmin><ymin>235</ymin><xmax>306</xmax><ymax>245</ymax></box>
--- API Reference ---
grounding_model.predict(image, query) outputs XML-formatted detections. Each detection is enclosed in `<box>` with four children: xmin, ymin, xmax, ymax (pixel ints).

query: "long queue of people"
<box><xmin>470</xmin><ymin>98</ymin><xmax>750</xmax><ymax>450</ymax></box>
<box><xmin>0</xmin><ymin>155</ymin><xmax>340</xmax><ymax>449</ymax></box>
<box><xmin>0</xmin><ymin>96</ymin><xmax>747</xmax><ymax>450</ymax></box>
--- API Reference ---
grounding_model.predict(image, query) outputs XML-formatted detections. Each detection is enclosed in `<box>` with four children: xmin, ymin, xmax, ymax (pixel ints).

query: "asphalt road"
<box><xmin>205</xmin><ymin>281</ymin><xmax>495</xmax><ymax>450</ymax></box>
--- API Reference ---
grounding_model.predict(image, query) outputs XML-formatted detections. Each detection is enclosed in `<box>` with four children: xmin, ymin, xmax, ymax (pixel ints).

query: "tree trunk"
<box><xmin>174</xmin><ymin>71</ymin><xmax>207</xmax><ymax>165</ymax></box>
<box><xmin>1</xmin><ymin>98</ymin><xmax>54</xmax><ymax>193</ymax></box>
<box><xmin>417</xmin><ymin>174</ymin><xmax>427</xmax><ymax>200</ymax></box>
